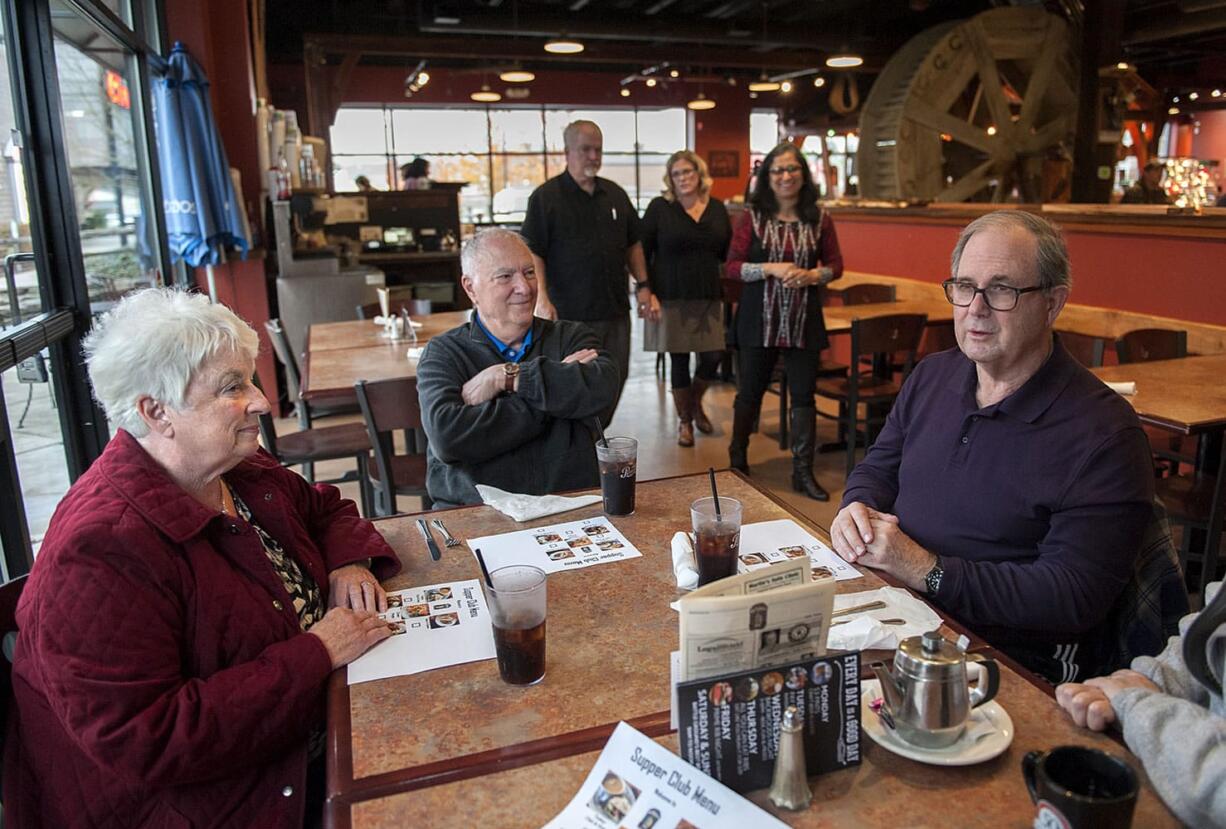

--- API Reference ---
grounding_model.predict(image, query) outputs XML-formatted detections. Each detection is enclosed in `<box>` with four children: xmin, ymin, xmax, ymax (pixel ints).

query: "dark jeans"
<box><xmin>735</xmin><ymin>346</ymin><xmax>819</xmax><ymax>413</ymax></box>
<box><xmin>670</xmin><ymin>351</ymin><xmax>721</xmax><ymax>390</ymax></box>
<box><xmin>583</xmin><ymin>313</ymin><xmax>630</xmax><ymax>428</ymax></box>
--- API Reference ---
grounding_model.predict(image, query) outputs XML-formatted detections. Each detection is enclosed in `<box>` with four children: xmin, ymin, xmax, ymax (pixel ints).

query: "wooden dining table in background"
<box><xmin>301</xmin><ymin>311</ymin><xmax>470</xmax><ymax>400</ymax></box>
<box><xmin>326</xmin><ymin>471</ymin><xmax>1179</xmax><ymax>829</ymax></box>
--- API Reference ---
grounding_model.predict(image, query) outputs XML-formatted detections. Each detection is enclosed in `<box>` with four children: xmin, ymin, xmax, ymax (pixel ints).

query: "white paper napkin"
<box><xmin>475</xmin><ymin>484</ymin><xmax>602</xmax><ymax>523</ymax></box>
<box><xmin>1105</xmin><ymin>381</ymin><xmax>1136</xmax><ymax>396</ymax></box>
<box><xmin>406</xmin><ymin>346</ymin><xmax>424</xmax><ymax>360</ymax></box>
<box><xmin>826</xmin><ymin>586</ymin><xmax>944</xmax><ymax>651</ymax></box>
<box><xmin>671</xmin><ymin>532</ymin><xmax>699</xmax><ymax>590</ymax></box>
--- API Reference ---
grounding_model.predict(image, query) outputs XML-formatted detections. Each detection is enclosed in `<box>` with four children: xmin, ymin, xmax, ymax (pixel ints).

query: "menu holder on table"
<box><xmin>676</xmin><ymin>652</ymin><xmax>863</xmax><ymax>793</ymax></box>
<box><xmin>542</xmin><ymin>721</ymin><xmax>789</xmax><ymax>828</ymax></box>
<box><xmin>677</xmin><ymin>558</ymin><xmax>836</xmax><ymax>682</ymax></box>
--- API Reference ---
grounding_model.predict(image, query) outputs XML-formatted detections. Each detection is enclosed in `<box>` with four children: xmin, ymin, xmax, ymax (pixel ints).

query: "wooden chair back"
<box><xmin>1116</xmin><ymin>328</ymin><xmax>1188</xmax><ymax>364</ymax></box>
<box><xmin>850</xmin><ymin>313</ymin><xmax>928</xmax><ymax>374</ymax></box>
<box><xmin>1057</xmin><ymin>330</ymin><xmax>1107</xmax><ymax>368</ymax></box>
<box><xmin>263</xmin><ymin>318</ymin><xmax>301</xmax><ymax>398</ymax></box>
<box><xmin>354</xmin><ymin>377</ymin><xmax>428</xmax><ymax>515</ymax></box>
<box><xmin>842</xmin><ymin>283</ymin><xmax>896</xmax><ymax>306</ymax></box>
<box><xmin>252</xmin><ymin>373</ymin><xmax>281</xmax><ymax>458</ymax></box>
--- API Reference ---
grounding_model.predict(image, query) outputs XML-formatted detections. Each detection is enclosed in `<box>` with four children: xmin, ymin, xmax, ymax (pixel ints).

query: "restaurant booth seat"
<box><xmin>252</xmin><ymin>374</ymin><xmax>374</xmax><ymax>517</ymax></box>
<box><xmin>354</xmin><ymin>377</ymin><xmax>432</xmax><ymax>517</ymax></box>
<box><xmin>815</xmin><ymin>313</ymin><xmax>928</xmax><ymax>477</ymax></box>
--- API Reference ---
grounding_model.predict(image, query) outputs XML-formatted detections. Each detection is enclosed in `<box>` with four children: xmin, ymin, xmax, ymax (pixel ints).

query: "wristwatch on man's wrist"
<box><xmin>923</xmin><ymin>559</ymin><xmax>944</xmax><ymax>597</ymax></box>
<box><xmin>503</xmin><ymin>362</ymin><xmax>520</xmax><ymax>393</ymax></box>
<box><xmin>634</xmin><ymin>281</ymin><xmax>651</xmax><ymax>293</ymax></box>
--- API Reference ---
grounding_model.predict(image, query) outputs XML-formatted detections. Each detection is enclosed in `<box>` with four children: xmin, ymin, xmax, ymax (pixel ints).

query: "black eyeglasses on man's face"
<box><xmin>942</xmin><ymin>279</ymin><xmax>1043</xmax><ymax>312</ymax></box>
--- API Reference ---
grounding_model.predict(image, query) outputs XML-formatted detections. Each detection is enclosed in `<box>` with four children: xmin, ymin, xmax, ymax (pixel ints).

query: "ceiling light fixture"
<box><xmin>544</xmin><ymin>38</ymin><xmax>584</xmax><ymax>54</ymax></box>
<box><xmin>780</xmin><ymin>80</ymin><xmax>793</xmax><ymax>93</ymax></box>
<box><xmin>500</xmin><ymin>69</ymin><xmax>535</xmax><ymax>83</ymax></box>
<box><xmin>646</xmin><ymin>78</ymin><xmax>658</xmax><ymax>88</ymax></box>
<box><xmin>471</xmin><ymin>83</ymin><xmax>502</xmax><ymax>103</ymax></box>
<box><xmin>1168</xmin><ymin>106</ymin><xmax>1180</xmax><ymax>115</ymax></box>
<box><xmin>813</xmin><ymin>76</ymin><xmax>826</xmax><ymax>88</ymax></box>
<box><xmin>986</xmin><ymin>125</ymin><xmax>997</xmax><ymax>136</ymax></box>
<box><xmin>748</xmin><ymin>71</ymin><xmax>781</xmax><ymax>92</ymax></box>
<box><xmin>687</xmin><ymin>92</ymin><xmax>716</xmax><ymax>110</ymax></box>
<box><xmin>620</xmin><ymin>88</ymin><xmax>631</xmax><ymax>98</ymax></box>
<box><xmin>826</xmin><ymin>54</ymin><xmax>863</xmax><ymax>69</ymax></box>
<box><xmin>1189</xmin><ymin>92</ymin><xmax>1199</xmax><ymax>100</ymax></box>
<box><xmin>1213</xmin><ymin>89</ymin><xmax>1222</xmax><ymax>97</ymax></box>
<box><xmin>669</xmin><ymin>69</ymin><xmax>680</xmax><ymax>78</ymax></box>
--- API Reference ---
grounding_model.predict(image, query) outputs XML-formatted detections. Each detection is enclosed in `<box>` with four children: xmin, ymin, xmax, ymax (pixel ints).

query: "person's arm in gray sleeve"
<box><xmin>1130</xmin><ymin>617</ymin><xmax>1214</xmax><ymax>706</ymax></box>
<box><xmin>1110</xmin><ymin>687</ymin><xmax>1226</xmax><ymax>829</ymax></box>
<box><xmin>515</xmin><ymin>323</ymin><xmax>619</xmax><ymax>421</ymax></box>
<box><xmin>417</xmin><ymin>339</ymin><xmax>549</xmax><ymax>466</ymax></box>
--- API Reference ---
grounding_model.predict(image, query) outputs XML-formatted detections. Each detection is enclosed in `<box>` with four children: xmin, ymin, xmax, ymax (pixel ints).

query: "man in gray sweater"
<box><xmin>1056</xmin><ymin>581</ymin><xmax>1226</xmax><ymax>827</ymax></box>
<box><xmin>417</xmin><ymin>228</ymin><xmax>620</xmax><ymax>508</ymax></box>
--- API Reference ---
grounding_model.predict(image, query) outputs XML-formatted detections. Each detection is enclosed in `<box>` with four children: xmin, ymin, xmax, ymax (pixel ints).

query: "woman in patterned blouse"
<box><xmin>725</xmin><ymin>143</ymin><xmax>844</xmax><ymax>500</ymax></box>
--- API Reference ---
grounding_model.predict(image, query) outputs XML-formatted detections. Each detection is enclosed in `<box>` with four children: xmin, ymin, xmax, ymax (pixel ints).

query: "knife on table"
<box><xmin>415</xmin><ymin>518</ymin><xmax>442</xmax><ymax>561</ymax></box>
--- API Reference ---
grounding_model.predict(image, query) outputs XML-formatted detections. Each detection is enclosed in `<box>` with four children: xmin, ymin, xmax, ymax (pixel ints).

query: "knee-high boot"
<box><xmin>671</xmin><ymin>387</ymin><xmax>695</xmax><ymax>447</ymax></box>
<box><xmin>790</xmin><ymin>407</ymin><xmax>829</xmax><ymax>501</ymax></box>
<box><xmin>690</xmin><ymin>378</ymin><xmax>713</xmax><ymax>434</ymax></box>
<box><xmin>729</xmin><ymin>402</ymin><xmax>755</xmax><ymax>474</ymax></box>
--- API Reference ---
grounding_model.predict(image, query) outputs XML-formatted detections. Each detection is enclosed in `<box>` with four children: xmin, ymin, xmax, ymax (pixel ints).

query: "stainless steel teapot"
<box><xmin>871</xmin><ymin>630</ymin><xmax>1000</xmax><ymax>749</ymax></box>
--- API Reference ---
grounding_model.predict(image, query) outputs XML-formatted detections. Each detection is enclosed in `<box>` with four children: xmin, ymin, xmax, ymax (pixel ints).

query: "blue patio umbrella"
<box><xmin>151</xmin><ymin>42</ymin><xmax>248</xmax><ymax>296</ymax></box>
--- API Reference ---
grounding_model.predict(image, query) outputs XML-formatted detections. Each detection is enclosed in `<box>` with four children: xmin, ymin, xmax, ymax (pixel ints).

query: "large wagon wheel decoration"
<box><xmin>858</xmin><ymin>7</ymin><xmax>1078</xmax><ymax>203</ymax></box>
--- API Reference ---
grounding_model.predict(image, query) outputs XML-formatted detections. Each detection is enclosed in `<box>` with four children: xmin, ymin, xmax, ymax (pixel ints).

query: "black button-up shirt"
<box><xmin>521</xmin><ymin>171</ymin><xmax>640</xmax><ymax>322</ymax></box>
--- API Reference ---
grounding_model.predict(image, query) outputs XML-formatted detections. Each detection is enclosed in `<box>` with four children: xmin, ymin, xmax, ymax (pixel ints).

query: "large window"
<box><xmin>331</xmin><ymin>106</ymin><xmax>687</xmax><ymax>223</ymax></box>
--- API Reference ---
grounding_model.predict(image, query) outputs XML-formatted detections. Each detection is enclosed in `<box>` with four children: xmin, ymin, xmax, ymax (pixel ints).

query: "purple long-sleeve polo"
<box><xmin>842</xmin><ymin>336</ymin><xmax>1155</xmax><ymax>681</ymax></box>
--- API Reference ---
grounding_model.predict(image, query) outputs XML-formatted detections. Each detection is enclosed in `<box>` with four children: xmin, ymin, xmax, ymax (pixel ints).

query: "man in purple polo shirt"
<box><xmin>830</xmin><ymin>211</ymin><xmax>1154</xmax><ymax>685</ymax></box>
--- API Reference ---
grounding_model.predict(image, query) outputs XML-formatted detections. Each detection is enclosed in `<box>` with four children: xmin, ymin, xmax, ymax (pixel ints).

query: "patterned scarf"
<box><xmin>753</xmin><ymin>209</ymin><xmax>821</xmax><ymax>348</ymax></box>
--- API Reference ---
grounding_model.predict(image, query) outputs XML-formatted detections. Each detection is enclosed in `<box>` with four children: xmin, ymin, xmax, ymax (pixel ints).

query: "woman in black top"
<box><xmin>641</xmin><ymin>150</ymin><xmax>732</xmax><ymax>446</ymax></box>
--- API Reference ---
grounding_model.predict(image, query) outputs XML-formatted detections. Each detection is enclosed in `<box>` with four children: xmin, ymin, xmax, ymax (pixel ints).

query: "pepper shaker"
<box><xmin>769</xmin><ymin>705</ymin><xmax>812</xmax><ymax>811</ymax></box>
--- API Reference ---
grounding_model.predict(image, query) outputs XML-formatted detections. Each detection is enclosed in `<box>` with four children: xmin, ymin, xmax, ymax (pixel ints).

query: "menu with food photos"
<box><xmin>346</xmin><ymin>579</ymin><xmax>496</xmax><ymax>685</ymax></box>
<box><xmin>467</xmin><ymin>516</ymin><xmax>642</xmax><ymax>574</ymax></box>
<box><xmin>676</xmin><ymin>652</ymin><xmax>862</xmax><ymax>793</ymax></box>
<box><xmin>542</xmin><ymin>721</ymin><xmax>788</xmax><ymax>829</ymax></box>
<box><xmin>737</xmin><ymin>519</ymin><xmax>861</xmax><ymax>582</ymax></box>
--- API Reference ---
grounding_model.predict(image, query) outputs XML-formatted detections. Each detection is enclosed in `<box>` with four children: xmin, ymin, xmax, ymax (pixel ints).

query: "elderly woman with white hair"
<box><xmin>4</xmin><ymin>289</ymin><xmax>399</xmax><ymax>828</ymax></box>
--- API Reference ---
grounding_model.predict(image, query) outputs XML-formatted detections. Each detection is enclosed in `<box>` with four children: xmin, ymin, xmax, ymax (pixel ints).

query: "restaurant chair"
<box><xmin>355</xmin><ymin>298</ymin><xmax>433</xmax><ymax>320</ymax></box>
<box><xmin>1055</xmin><ymin>330</ymin><xmax>1106</xmax><ymax>367</ymax></box>
<box><xmin>354</xmin><ymin>377</ymin><xmax>432</xmax><ymax>516</ymax></box>
<box><xmin>1115</xmin><ymin>328</ymin><xmax>1188</xmax><ymax>364</ymax></box>
<box><xmin>1154</xmin><ymin>472</ymin><xmax>1221</xmax><ymax>602</ymax></box>
<box><xmin>840</xmin><ymin>283</ymin><xmax>896</xmax><ymax>305</ymax></box>
<box><xmin>253</xmin><ymin>374</ymin><xmax>373</xmax><ymax>516</ymax></box>
<box><xmin>815</xmin><ymin>313</ymin><xmax>927</xmax><ymax>477</ymax></box>
<box><xmin>0</xmin><ymin>573</ymin><xmax>27</xmax><ymax>795</ymax></box>
<box><xmin>264</xmin><ymin>318</ymin><xmax>360</xmax><ymax>431</ymax></box>
<box><xmin>1116</xmin><ymin>327</ymin><xmax>1194</xmax><ymax>477</ymax></box>
<box><xmin>1101</xmin><ymin>498</ymin><xmax>1188</xmax><ymax>672</ymax></box>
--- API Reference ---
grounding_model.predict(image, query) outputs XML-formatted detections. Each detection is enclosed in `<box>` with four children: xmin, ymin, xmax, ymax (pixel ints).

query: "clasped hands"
<box><xmin>830</xmin><ymin>501</ymin><xmax>937</xmax><ymax>590</ymax></box>
<box><xmin>764</xmin><ymin>262</ymin><xmax>832</xmax><ymax>290</ymax></box>
<box><xmin>1055</xmin><ymin>670</ymin><xmax>1162</xmax><ymax>732</ymax></box>
<box><xmin>461</xmin><ymin>348</ymin><xmax>599</xmax><ymax>406</ymax></box>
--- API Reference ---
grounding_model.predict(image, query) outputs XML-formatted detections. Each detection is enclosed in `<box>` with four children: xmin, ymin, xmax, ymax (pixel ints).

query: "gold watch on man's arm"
<box><xmin>503</xmin><ymin>362</ymin><xmax>520</xmax><ymax>393</ymax></box>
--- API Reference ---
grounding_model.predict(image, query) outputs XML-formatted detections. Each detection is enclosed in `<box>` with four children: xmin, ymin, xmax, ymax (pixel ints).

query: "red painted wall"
<box><xmin>266</xmin><ymin>63</ymin><xmax>751</xmax><ymax>200</ymax></box>
<box><xmin>833</xmin><ymin>217</ymin><xmax>1226</xmax><ymax>326</ymax></box>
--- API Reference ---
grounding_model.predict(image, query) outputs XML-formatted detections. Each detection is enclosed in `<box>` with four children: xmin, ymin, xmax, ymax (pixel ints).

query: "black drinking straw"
<box><xmin>596</xmin><ymin>421</ymin><xmax>608</xmax><ymax>448</ymax></box>
<box><xmin>474</xmin><ymin>547</ymin><xmax>494</xmax><ymax>589</ymax></box>
<box><xmin>709</xmin><ymin>467</ymin><xmax>721</xmax><ymax>519</ymax></box>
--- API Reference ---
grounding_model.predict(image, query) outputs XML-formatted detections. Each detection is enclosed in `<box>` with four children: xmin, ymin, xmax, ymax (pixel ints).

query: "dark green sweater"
<box><xmin>417</xmin><ymin>317</ymin><xmax>619</xmax><ymax>507</ymax></box>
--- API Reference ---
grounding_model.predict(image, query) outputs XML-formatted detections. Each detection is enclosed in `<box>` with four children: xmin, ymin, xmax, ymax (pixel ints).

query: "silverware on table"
<box><xmin>831</xmin><ymin>600</ymin><xmax>888</xmax><ymax>618</ymax></box>
<box><xmin>831</xmin><ymin>617</ymin><xmax>907</xmax><ymax>628</ymax></box>
<box><xmin>431</xmin><ymin>518</ymin><xmax>461</xmax><ymax>548</ymax></box>
<box><xmin>415</xmin><ymin>518</ymin><xmax>442</xmax><ymax>561</ymax></box>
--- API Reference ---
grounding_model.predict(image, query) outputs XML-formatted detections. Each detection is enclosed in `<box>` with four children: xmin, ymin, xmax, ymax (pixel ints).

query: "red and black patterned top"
<box><xmin>725</xmin><ymin>208</ymin><xmax>843</xmax><ymax>351</ymax></box>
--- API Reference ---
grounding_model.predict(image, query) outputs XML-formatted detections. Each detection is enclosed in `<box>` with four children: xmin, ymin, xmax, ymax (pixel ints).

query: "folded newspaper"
<box><xmin>677</xmin><ymin>557</ymin><xmax>835</xmax><ymax>682</ymax></box>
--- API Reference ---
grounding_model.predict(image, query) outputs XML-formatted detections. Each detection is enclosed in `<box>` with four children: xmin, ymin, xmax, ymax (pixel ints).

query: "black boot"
<box><xmin>729</xmin><ymin>402</ymin><xmax>755</xmax><ymax>474</ymax></box>
<box><xmin>790</xmin><ymin>406</ymin><xmax>829</xmax><ymax>501</ymax></box>
<box><xmin>691</xmin><ymin>378</ymin><xmax>713</xmax><ymax>434</ymax></box>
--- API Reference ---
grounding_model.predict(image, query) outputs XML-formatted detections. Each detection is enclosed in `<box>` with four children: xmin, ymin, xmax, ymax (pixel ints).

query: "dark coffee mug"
<box><xmin>1022</xmin><ymin>746</ymin><xmax>1139</xmax><ymax>829</ymax></box>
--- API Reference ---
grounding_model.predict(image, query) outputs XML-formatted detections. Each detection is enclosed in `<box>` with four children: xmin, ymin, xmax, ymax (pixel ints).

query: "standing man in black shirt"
<box><xmin>521</xmin><ymin>120</ymin><xmax>659</xmax><ymax>426</ymax></box>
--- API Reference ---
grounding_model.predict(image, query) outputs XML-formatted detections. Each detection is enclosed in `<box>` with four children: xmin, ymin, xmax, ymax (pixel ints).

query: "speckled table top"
<box><xmin>325</xmin><ymin>472</ymin><xmax>1147</xmax><ymax>828</ymax></box>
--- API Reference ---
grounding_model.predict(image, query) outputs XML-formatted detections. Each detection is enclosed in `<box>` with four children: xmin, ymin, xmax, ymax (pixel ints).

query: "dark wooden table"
<box><xmin>326</xmin><ymin>472</ymin><xmax>1178</xmax><ymax>828</ymax></box>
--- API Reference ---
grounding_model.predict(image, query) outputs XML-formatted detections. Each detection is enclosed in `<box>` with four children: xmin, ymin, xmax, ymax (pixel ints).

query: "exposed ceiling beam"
<box><xmin>1124</xmin><ymin>8</ymin><xmax>1226</xmax><ymax>44</ymax></box>
<box><xmin>300</xmin><ymin>32</ymin><xmax>883</xmax><ymax>72</ymax></box>
<box><xmin>416</xmin><ymin>11</ymin><xmax>842</xmax><ymax>50</ymax></box>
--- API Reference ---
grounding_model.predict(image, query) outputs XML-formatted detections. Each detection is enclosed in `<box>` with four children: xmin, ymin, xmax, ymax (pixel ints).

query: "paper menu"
<box><xmin>542</xmin><ymin>721</ymin><xmax>788</xmax><ymax>829</ymax></box>
<box><xmin>346</xmin><ymin>579</ymin><xmax>496</xmax><ymax>685</ymax></box>
<box><xmin>467</xmin><ymin>516</ymin><xmax>642</xmax><ymax>575</ymax></box>
<box><xmin>737</xmin><ymin>519</ymin><xmax>861</xmax><ymax>581</ymax></box>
